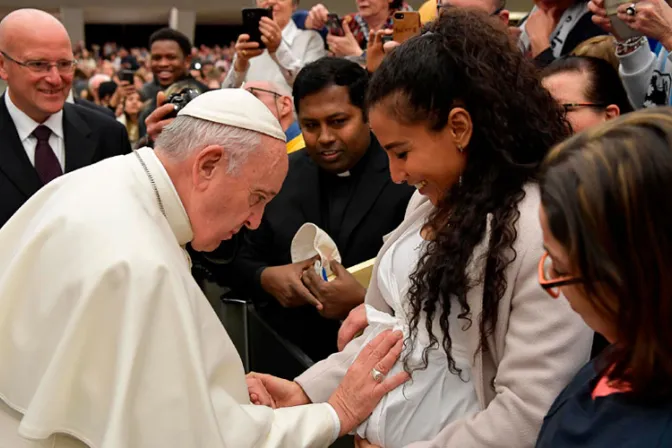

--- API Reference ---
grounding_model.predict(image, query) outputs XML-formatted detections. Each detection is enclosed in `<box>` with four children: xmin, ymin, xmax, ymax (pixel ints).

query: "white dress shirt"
<box><xmin>222</xmin><ymin>20</ymin><xmax>326</xmax><ymax>93</ymax></box>
<box><xmin>5</xmin><ymin>90</ymin><xmax>65</xmax><ymax>171</ymax></box>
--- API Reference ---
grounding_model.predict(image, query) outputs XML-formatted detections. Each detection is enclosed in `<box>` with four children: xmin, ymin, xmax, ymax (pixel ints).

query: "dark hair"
<box><xmin>541</xmin><ymin>108</ymin><xmax>672</xmax><ymax>404</ymax></box>
<box><xmin>367</xmin><ymin>9</ymin><xmax>569</xmax><ymax>375</ymax></box>
<box><xmin>149</xmin><ymin>28</ymin><xmax>192</xmax><ymax>59</ymax></box>
<box><xmin>542</xmin><ymin>56</ymin><xmax>634</xmax><ymax>117</ymax></box>
<box><xmin>390</xmin><ymin>0</ymin><xmax>404</xmax><ymax>9</ymax></box>
<box><xmin>292</xmin><ymin>57</ymin><xmax>369</xmax><ymax>115</ymax></box>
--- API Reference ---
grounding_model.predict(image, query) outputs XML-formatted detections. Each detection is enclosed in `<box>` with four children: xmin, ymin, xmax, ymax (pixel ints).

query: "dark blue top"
<box><xmin>292</xmin><ymin>10</ymin><xmax>329</xmax><ymax>42</ymax></box>
<box><xmin>536</xmin><ymin>360</ymin><xmax>672</xmax><ymax>448</ymax></box>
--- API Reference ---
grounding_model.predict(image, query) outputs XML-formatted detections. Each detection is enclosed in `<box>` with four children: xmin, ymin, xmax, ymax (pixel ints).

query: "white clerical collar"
<box><xmin>5</xmin><ymin>88</ymin><xmax>64</xmax><ymax>142</ymax></box>
<box><xmin>135</xmin><ymin>147</ymin><xmax>193</xmax><ymax>246</ymax></box>
<box><xmin>337</xmin><ymin>171</ymin><xmax>351</xmax><ymax>177</ymax></box>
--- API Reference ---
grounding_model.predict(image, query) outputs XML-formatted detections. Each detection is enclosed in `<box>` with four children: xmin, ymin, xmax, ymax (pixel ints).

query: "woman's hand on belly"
<box><xmin>337</xmin><ymin>303</ymin><xmax>369</xmax><ymax>351</ymax></box>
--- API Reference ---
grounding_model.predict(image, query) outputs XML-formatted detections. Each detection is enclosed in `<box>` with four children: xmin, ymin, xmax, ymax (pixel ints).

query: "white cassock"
<box><xmin>0</xmin><ymin>147</ymin><xmax>339</xmax><ymax>448</ymax></box>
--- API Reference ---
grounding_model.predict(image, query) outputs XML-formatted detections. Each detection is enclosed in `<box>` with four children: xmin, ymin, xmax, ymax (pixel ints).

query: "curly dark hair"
<box><xmin>367</xmin><ymin>9</ymin><xmax>570</xmax><ymax>375</ymax></box>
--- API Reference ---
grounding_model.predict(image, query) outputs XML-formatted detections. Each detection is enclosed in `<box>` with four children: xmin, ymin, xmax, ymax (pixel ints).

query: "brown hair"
<box><xmin>540</xmin><ymin>108</ymin><xmax>672</xmax><ymax>403</ymax></box>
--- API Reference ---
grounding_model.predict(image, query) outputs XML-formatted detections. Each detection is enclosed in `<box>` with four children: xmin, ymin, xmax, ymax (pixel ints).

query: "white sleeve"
<box><xmin>221</xmin><ymin>56</ymin><xmax>248</xmax><ymax>88</ymax></box>
<box><xmin>270</xmin><ymin>32</ymin><xmax>326</xmax><ymax>87</ymax></box>
<box><xmin>619</xmin><ymin>38</ymin><xmax>658</xmax><ymax>108</ymax></box>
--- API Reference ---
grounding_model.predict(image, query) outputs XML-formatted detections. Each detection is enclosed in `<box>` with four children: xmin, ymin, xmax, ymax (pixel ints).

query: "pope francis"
<box><xmin>0</xmin><ymin>89</ymin><xmax>407</xmax><ymax>448</ymax></box>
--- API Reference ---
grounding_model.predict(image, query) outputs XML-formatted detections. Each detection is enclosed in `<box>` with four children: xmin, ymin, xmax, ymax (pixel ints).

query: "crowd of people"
<box><xmin>1</xmin><ymin>0</ymin><xmax>672</xmax><ymax>447</ymax></box>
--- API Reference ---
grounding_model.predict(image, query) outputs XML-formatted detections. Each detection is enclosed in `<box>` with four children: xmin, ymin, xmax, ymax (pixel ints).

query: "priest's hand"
<box><xmin>260</xmin><ymin>260</ymin><xmax>323</xmax><ymax>310</ymax></box>
<box><xmin>246</xmin><ymin>372</ymin><xmax>311</xmax><ymax>408</ymax></box>
<box><xmin>145</xmin><ymin>91</ymin><xmax>176</xmax><ymax>142</ymax></box>
<box><xmin>327</xmin><ymin>329</ymin><xmax>409</xmax><ymax>437</ymax></box>
<box><xmin>337</xmin><ymin>303</ymin><xmax>368</xmax><ymax>351</ymax></box>
<box><xmin>301</xmin><ymin>260</ymin><xmax>366</xmax><ymax>320</ymax></box>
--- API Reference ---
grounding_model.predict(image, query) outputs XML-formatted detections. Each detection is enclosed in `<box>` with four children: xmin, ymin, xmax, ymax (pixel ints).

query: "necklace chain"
<box><xmin>134</xmin><ymin>151</ymin><xmax>166</xmax><ymax>218</ymax></box>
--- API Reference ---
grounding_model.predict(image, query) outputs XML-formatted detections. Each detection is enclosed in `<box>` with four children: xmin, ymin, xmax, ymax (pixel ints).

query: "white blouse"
<box><xmin>354</xmin><ymin>218</ymin><xmax>480</xmax><ymax>448</ymax></box>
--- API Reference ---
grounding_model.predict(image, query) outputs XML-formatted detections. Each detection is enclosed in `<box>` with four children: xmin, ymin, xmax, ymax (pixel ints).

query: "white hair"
<box><xmin>154</xmin><ymin>115</ymin><xmax>262</xmax><ymax>174</ymax></box>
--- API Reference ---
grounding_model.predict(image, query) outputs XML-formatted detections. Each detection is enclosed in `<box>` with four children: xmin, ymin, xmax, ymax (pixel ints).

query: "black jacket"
<box><xmin>230</xmin><ymin>137</ymin><xmax>414</xmax><ymax>361</ymax></box>
<box><xmin>0</xmin><ymin>98</ymin><xmax>132</xmax><ymax>228</ymax></box>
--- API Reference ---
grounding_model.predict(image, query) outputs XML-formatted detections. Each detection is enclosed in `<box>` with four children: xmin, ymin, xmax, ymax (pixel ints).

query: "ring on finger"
<box><xmin>626</xmin><ymin>3</ymin><xmax>636</xmax><ymax>16</ymax></box>
<box><xmin>371</xmin><ymin>367</ymin><xmax>385</xmax><ymax>383</ymax></box>
<box><xmin>242</xmin><ymin>49</ymin><xmax>248</xmax><ymax>57</ymax></box>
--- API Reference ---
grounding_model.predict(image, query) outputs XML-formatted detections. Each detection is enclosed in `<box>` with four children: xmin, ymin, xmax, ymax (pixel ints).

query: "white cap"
<box><xmin>177</xmin><ymin>88</ymin><xmax>286</xmax><ymax>142</ymax></box>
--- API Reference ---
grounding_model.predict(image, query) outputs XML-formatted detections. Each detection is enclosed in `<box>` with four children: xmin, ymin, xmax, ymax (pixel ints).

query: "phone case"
<box><xmin>326</xmin><ymin>14</ymin><xmax>345</xmax><ymax>36</ymax></box>
<box><xmin>393</xmin><ymin>11</ymin><xmax>421</xmax><ymax>44</ymax></box>
<box><xmin>605</xmin><ymin>0</ymin><xmax>642</xmax><ymax>40</ymax></box>
<box><xmin>242</xmin><ymin>8</ymin><xmax>272</xmax><ymax>49</ymax></box>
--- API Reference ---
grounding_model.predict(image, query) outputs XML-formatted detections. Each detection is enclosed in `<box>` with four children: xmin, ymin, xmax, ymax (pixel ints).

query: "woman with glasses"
<box><xmin>542</xmin><ymin>56</ymin><xmax>634</xmax><ymax>134</ymax></box>
<box><xmin>248</xmin><ymin>10</ymin><xmax>593</xmax><ymax>448</ymax></box>
<box><xmin>535</xmin><ymin>108</ymin><xmax>672</xmax><ymax>447</ymax></box>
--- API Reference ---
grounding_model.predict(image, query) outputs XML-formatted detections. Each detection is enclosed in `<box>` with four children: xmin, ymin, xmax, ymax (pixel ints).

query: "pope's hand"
<box><xmin>327</xmin><ymin>329</ymin><xmax>409</xmax><ymax>437</ymax></box>
<box><xmin>260</xmin><ymin>259</ymin><xmax>323</xmax><ymax>310</ymax></box>
<box><xmin>301</xmin><ymin>260</ymin><xmax>366</xmax><ymax>320</ymax></box>
<box><xmin>337</xmin><ymin>302</ymin><xmax>369</xmax><ymax>351</ymax></box>
<box><xmin>246</xmin><ymin>372</ymin><xmax>311</xmax><ymax>408</ymax></box>
<box><xmin>145</xmin><ymin>91</ymin><xmax>176</xmax><ymax>142</ymax></box>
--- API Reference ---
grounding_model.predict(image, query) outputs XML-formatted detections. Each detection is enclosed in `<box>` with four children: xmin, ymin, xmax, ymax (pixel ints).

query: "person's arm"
<box><xmin>618</xmin><ymin>37</ymin><xmax>659</xmax><ymax>108</ymax></box>
<box><xmin>221</xmin><ymin>55</ymin><xmax>249</xmax><ymax>89</ymax></box>
<box><xmin>404</xmin><ymin>223</ymin><xmax>593</xmax><ymax>447</ymax></box>
<box><xmin>271</xmin><ymin>31</ymin><xmax>327</xmax><ymax>87</ymax></box>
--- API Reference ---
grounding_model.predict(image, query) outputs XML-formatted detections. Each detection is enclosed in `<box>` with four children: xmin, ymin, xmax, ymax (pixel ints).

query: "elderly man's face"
<box><xmin>0</xmin><ymin>26</ymin><xmax>74</xmax><ymax>122</ymax></box>
<box><xmin>188</xmin><ymin>136</ymin><xmax>288</xmax><ymax>252</ymax></box>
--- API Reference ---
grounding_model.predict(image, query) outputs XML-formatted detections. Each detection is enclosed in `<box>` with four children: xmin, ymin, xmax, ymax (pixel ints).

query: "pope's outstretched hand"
<box><xmin>247</xmin><ymin>330</ymin><xmax>408</xmax><ymax>437</ymax></box>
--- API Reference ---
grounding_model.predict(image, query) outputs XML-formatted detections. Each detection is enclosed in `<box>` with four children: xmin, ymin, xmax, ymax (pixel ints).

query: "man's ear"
<box><xmin>498</xmin><ymin>9</ymin><xmax>510</xmax><ymax>25</ymax></box>
<box><xmin>0</xmin><ymin>54</ymin><xmax>9</xmax><ymax>81</ymax></box>
<box><xmin>193</xmin><ymin>145</ymin><xmax>226</xmax><ymax>189</ymax></box>
<box><xmin>280</xmin><ymin>95</ymin><xmax>294</xmax><ymax>120</ymax></box>
<box><xmin>447</xmin><ymin>107</ymin><xmax>473</xmax><ymax>151</ymax></box>
<box><xmin>604</xmin><ymin>104</ymin><xmax>620</xmax><ymax>120</ymax></box>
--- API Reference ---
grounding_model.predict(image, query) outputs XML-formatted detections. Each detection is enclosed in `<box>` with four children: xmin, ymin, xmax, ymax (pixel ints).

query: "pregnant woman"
<box><xmin>248</xmin><ymin>9</ymin><xmax>593</xmax><ymax>448</ymax></box>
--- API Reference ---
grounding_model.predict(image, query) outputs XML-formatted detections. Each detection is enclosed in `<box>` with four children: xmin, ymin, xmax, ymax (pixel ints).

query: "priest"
<box><xmin>0</xmin><ymin>89</ymin><xmax>407</xmax><ymax>447</ymax></box>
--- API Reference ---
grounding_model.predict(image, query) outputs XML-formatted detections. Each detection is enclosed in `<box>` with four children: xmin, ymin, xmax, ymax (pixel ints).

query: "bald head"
<box><xmin>243</xmin><ymin>81</ymin><xmax>295</xmax><ymax>131</ymax></box>
<box><xmin>0</xmin><ymin>8</ymin><xmax>74</xmax><ymax>123</ymax></box>
<box><xmin>0</xmin><ymin>9</ymin><xmax>69</xmax><ymax>54</ymax></box>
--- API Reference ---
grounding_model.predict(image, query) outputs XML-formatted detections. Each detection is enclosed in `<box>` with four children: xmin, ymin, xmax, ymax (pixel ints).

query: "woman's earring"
<box><xmin>457</xmin><ymin>144</ymin><xmax>464</xmax><ymax>153</ymax></box>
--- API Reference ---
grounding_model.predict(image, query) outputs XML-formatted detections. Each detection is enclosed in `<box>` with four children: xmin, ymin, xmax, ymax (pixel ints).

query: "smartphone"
<box><xmin>326</xmin><ymin>13</ymin><xmax>345</xmax><ymax>36</ymax></box>
<box><xmin>119</xmin><ymin>69</ymin><xmax>134</xmax><ymax>84</ymax></box>
<box><xmin>242</xmin><ymin>7</ymin><xmax>273</xmax><ymax>49</ymax></box>
<box><xmin>605</xmin><ymin>0</ymin><xmax>642</xmax><ymax>40</ymax></box>
<box><xmin>393</xmin><ymin>11</ymin><xmax>421</xmax><ymax>44</ymax></box>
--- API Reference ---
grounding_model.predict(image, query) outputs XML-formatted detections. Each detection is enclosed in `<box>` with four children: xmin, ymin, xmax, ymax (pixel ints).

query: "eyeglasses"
<box><xmin>538</xmin><ymin>251</ymin><xmax>584</xmax><ymax>298</ymax></box>
<box><xmin>1</xmin><ymin>51</ymin><xmax>77</xmax><ymax>74</ymax></box>
<box><xmin>561</xmin><ymin>103</ymin><xmax>607</xmax><ymax>114</ymax></box>
<box><xmin>246</xmin><ymin>86</ymin><xmax>281</xmax><ymax>99</ymax></box>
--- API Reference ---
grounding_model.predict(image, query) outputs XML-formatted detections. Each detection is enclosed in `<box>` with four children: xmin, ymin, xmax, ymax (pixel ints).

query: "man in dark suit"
<box><xmin>0</xmin><ymin>8</ymin><xmax>131</xmax><ymax>229</ymax></box>
<box><xmin>231</xmin><ymin>57</ymin><xmax>414</xmax><ymax>361</ymax></box>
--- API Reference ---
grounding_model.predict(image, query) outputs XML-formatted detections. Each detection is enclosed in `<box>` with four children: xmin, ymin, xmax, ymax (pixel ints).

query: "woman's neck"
<box><xmin>364</xmin><ymin>10</ymin><xmax>390</xmax><ymax>32</ymax></box>
<box><xmin>127</xmin><ymin>113</ymin><xmax>139</xmax><ymax>123</ymax></box>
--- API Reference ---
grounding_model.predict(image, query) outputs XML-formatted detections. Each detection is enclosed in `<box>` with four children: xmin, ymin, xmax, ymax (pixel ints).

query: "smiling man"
<box><xmin>138</xmin><ymin>28</ymin><xmax>208</xmax><ymax>138</ymax></box>
<box><xmin>231</xmin><ymin>57</ymin><xmax>414</xmax><ymax>363</ymax></box>
<box><xmin>0</xmin><ymin>8</ymin><xmax>131</xmax><ymax>228</ymax></box>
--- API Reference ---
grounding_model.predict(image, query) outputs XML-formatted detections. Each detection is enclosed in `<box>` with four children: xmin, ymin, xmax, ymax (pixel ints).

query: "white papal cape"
<box><xmin>0</xmin><ymin>148</ymin><xmax>338</xmax><ymax>448</ymax></box>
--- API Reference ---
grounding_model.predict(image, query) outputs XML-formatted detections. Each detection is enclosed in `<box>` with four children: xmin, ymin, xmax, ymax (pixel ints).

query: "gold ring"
<box><xmin>242</xmin><ymin>50</ymin><xmax>248</xmax><ymax>57</ymax></box>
